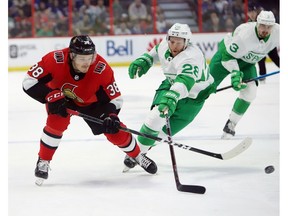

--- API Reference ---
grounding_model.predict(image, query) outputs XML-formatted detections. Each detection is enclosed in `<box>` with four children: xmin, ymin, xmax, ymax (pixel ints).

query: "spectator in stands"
<box><xmin>53</xmin><ymin>18</ymin><xmax>69</xmax><ymax>36</ymax></box>
<box><xmin>188</xmin><ymin>0</ymin><xmax>198</xmax><ymax>23</ymax></box>
<box><xmin>49</xmin><ymin>0</ymin><xmax>67</xmax><ymax>19</ymax></box>
<box><xmin>118</xmin><ymin>13</ymin><xmax>129</xmax><ymax>23</ymax></box>
<box><xmin>36</xmin><ymin>21</ymin><xmax>54</xmax><ymax>37</ymax></box>
<box><xmin>48</xmin><ymin>0</ymin><xmax>68</xmax><ymax>36</ymax></box>
<box><xmin>114</xmin><ymin>13</ymin><xmax>132</xmax><ymax>33</ymax></box>
<box><xmin>33</xmin><ymin>0</ymin><xmax>68</xmax><ymax>37</ymax></box>
<box><xmin>74</xmin><ymin>0</ymin><xmax>84</xmax><ymax>11</ymax></box>
<box><xmin>128</xmin><ymin>0</ymin><xmax>148</xmax><ymax>22</ymax></box>
<box><xmin>79</xmin><ymin>0</ymin><xmax>98</xmax><ymax>22</ymax></box>
<box><xmin>8</xmin><ymin>0</ymin><xmax>32</xmax><ymax>38</ymax></box>
<box><xmin>94</xmin><ymin>0</ymin><xmax>108</xmax><ymax>22</ymax></box>
<box><xmin>222</xmin><ymin>3</ymin><xmax>236</xmax><ymax>25</ymax></box>
<box><xmin>224</xmin><ymin>17</ymin><xmax>235</xmax><ymax>32</ymax></box>
<box><xmin>74</xmin><ymin>13</ymin><xmax>94</xmax><ymax>35</ymax></box>
<box><xmin>130</xmin><ymin>21</ymin><xmax>142</xmax><ymax>34</ymax></box>
<box><xmin>203</xmin><ymin>11</ymin><xmax>224</xmax><ymax>32</ymax></box>
<box><xmin>92</xmin><ymin>16</ymin><xmax>110</xmax><ymax>35</ymax></box>
<box><xmin>113</xmin><ymin>0</ymin><xmax>125</xmax><ymax>22</ymax></box>
<box><xmin>11</xmin><ymin>18</ymin><xmax>32</xmax><ymax>38</ymax></box>
<box><xmin>36</xmin><ymin>1</ymin><xmax>49</xmax><ymax>14</ymax></box>
<box><xmin>129</xmin><ymin>17</ymin><xmax>153</xmax><ymax>35</ymax></box>
<box><xmin>202</xmin><ymin>0</ymin><xmax>217</xmax><ymax>15</ymax></box>
<box><xmin>114</xmin><ymin>21</ymin><xmax>132</xmax><ymax>35</ymax></box>
<box><xmin>35</xmin><ymin>4</ymin><xmax>56</xmax><ymax>35</ymax></box>
<box><xmin>8</xmin><ymin>16</ymin><xmax>16</xmax><ymax>37</ymax></box>
<box><xmin>21</xmin><ymin>0</ymin><xmax>32</xmax><ymax>18</ymax></box>
<box><xmin>139</xmin><ymin>16</ymin><xmax>154</xmax><ymax>34</ymax></box>
<box><xmin>231</xmin><ymin>0</ymin><xmax>245</xmax><ymax>26</ymax></box>
<box><xmin>156</xmin><ymin>13</ymin><xmax>169</xmax><ymax>33</ymax></box>
<box><xmin>214</xmin><ymin>0</ymin><xmax>228</xmax><ymax>15</ymax></box>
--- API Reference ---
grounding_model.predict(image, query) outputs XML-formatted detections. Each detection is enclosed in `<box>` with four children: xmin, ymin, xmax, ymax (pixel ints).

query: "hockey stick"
<box><xmin>164</xmin><ymin>113</ymin><xmax>206</xmax><ymax>194</ymax></box>
<box><xmin>67</xmin><ymin>109</ymin><xmax>252</xmax><ymax>160</ymax></box>
<box><xmin>216</xmin><ymin>70</ymin><xmax>280</xmax><ymax>92</ymax></box>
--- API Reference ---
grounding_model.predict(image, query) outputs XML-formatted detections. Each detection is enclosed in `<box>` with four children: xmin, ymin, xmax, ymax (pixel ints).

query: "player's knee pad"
<box><xmin>239</xmin><ymin>81</ymin><xmax>257</xmax><ymax>102</ymax></box>
<box><xmin>144</xmin><ymin>107</ymin><xmax>165</xmax><ymax>132</ymax></box>
<box><xmin>138</xmin><ymin>124</ymin><xmax>158</xmax><ymax>147</ymax></box>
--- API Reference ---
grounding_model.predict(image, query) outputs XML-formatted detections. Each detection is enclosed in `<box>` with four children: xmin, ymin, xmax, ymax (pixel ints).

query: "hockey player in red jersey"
<box><xmin>22</xmin><ymin>35</ymin><xmax>157</xmax><ymax>185</ymax></box>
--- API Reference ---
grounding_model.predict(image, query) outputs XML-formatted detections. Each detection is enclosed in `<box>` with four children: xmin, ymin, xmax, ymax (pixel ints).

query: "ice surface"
<box><xmin>8</xmin><ymin>64</ymin><xmax>283</xmax><ymax>216</ymax></box>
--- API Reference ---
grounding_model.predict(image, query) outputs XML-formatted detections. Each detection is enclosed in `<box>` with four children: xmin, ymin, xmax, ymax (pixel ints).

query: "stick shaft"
<box><xmin>66</xmin><ymin>109</ymin><xmax>251</xmax><ymax>160</ymax></box>
<box><xmin>216</xmin><ymin>70</ymin><xmax>279</xmax><ymax>92</ymax></box>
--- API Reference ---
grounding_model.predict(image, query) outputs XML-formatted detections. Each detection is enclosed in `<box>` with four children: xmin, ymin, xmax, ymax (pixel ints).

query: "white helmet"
<box><xmin>257</xmin><ymin>11</ymin><xmax>275</xmax><ymax>25</ymax></box>
<box><xmin>167</xmin><ymin>23</ymin><xmax>192</xmax><ymax>49</ymax></box>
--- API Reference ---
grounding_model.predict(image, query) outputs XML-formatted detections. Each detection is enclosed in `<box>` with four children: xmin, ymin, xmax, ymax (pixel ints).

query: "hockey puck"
<box><xmin>264</xmin><ymin>165</ymin><xmax>275</xmax><ymax>174</ymax></box>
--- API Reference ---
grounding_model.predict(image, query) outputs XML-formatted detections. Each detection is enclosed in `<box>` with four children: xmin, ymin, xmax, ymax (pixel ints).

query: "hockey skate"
<box><xmin>221</xmin><ymin>119</ymin><xmax>236</xmax><ymax>139</ymax></box>
<box><xmin>123</xmin><ymin>154</ymin><xmax>157</xmax><ymax>174</ymax></box>
<box><xmin>123</xmin><ymin>155</ymin><xmax>138</xmax><ymax>172</ymax></box>
<box><xmin>35</xmin><ymin>157</ymin><xmax>50</xmax><ymax>186</ymax></box>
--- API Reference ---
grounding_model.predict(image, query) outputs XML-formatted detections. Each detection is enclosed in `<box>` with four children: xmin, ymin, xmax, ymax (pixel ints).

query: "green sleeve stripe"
<box><xmin>155</xmin><ymin>44</ymin><xmax>159</xmax><ymax>53</ymax></box>
<box><xmin>218</xmin><ymin>40</ymin><xmax>235</xmax><ymax>62</ymax></box>
<box><xmin>174</xmin><ymin>74</ymin><xmax>195</xmax><ymax>91</ymax></box>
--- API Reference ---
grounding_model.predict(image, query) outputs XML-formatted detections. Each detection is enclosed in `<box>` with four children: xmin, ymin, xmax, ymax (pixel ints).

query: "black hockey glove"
<box><xmin>45</xmin><ymin>89</ymin><xmax>68</xmax><ymax>117</ymax></box>
<box><xmin>102</xmin><ymin>113</ymin><xmax>120</xmax><ymax>134</ymax></box>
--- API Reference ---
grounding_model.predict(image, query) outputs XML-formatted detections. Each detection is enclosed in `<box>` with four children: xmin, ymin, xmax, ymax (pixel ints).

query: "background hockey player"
<box><xmin>209</xmin><ymin>10</ymin><xmax>280</xmax><ymax>139</ymax></box>
<box><xmin>247</xmin><ymin>3</ymin><xmax>280</xmax><ymax>83</ymax></box>
<box><xmin>22</xmin><ymin>35</ymin><xmax>157</xmax><ymax>185</ymax></box>
<box><xmin>123</xmin><ymin>23</ymin><xmax>215</xmax><ymax>171</ymax></box>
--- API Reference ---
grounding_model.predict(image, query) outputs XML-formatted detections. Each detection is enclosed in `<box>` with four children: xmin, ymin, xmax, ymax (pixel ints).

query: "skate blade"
<box><xmin>35</xmin><ymin>178</ymin><xmax>45</xmax><ymax>186</ymax></box>
<box><xmin>221</xmin><ymin>132</ymin><xmax>234</xmax><ymax>140</ymax></box>
<box><xmin>122</xmin><ymin>165</ymin><xmax>131</xmax><ymax>173</ymax></box>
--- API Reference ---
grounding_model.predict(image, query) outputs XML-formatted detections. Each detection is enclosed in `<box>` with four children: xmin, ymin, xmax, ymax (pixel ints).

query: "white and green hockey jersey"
<box><xmin>147</xmin><ymin>39</ymin><xmax>214</xmax><ymax>100</ymax></box>
<box><xmin>222</xmin><ymin>22</ymin><xmax>279</xmax><ymax>72</ymax></box>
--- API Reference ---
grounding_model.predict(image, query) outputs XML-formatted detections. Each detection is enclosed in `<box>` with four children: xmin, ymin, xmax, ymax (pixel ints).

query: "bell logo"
<box><xmin>106</xmin><ymin>40</ymin><xmax>133</xmax><ymax>56</ymax></box>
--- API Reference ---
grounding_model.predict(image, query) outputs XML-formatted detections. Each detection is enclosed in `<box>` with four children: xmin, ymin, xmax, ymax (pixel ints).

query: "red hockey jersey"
<box><xmin>23</xmin><ymin>47</ymin><xmax>122</xmax><ymax>109</ymax></box>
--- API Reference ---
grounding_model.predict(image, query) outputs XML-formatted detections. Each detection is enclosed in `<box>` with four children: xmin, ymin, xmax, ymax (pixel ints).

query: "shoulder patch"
<box><xmin>94</xmin><ymin>61</ymin><xmax>106</xmax><ymax>74</ymax></box>
<box><xmin>54</xmin><ymin>51</ymin><xmax>64</xmax><ymax>63</ymax></box>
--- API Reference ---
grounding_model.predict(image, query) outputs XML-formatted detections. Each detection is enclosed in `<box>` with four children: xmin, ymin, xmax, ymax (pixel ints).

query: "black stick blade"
<box><xmin>177</xmin><ymin>185</ymin><xmax>206</xmax><ymax>194</ymax></box>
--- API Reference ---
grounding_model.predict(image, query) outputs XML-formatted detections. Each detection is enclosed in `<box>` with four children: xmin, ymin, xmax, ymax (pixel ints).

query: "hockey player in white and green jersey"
<box><xmin>123</xmin><ymin>23</ymin><xmax>215</xmax><ymax>171</ymax></box>
<box><xmin>209</xmin><ymin>10</ymin><xmax>280</xmax><ymax>139</ymax></box>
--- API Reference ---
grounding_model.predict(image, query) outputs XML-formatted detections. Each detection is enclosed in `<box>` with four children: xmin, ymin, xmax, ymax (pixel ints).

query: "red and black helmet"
<box><xmin>69</xmin><ymin>35</ymin><xmax>96</xmax><ymax>55</ymax></box>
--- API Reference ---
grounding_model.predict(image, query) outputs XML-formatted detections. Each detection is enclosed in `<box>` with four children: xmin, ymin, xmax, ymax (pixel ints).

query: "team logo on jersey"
<box><xmin>94</xmin><ymin>61</ymin><xmax>106</xmax><ymax>74</ymax></box>
<box><xmin>61</xmin><ymin>83</ymin><xmax>84</xmax><ymax>103</ymax></box>
<box><xmin>242</xmin><ymin>52</ymin><xmax>265</xmax><ymax>63</ymax></box>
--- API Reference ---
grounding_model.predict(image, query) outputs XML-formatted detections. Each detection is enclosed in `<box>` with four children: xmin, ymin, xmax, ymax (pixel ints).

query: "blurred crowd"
<box><xmin>202</xmin><ymin>0</ymin><xmax>245</xmax><ymax>32</ymax></box>
<box><xmin>8</xmin><ymin>0</ymin><xmax>279</xmax><ymax>38</ymax></box>
<box><xmin>202</xmin><ymin>0</ymin><xmax>279</xmax><ymax>32</ymax></box>
<box><xmin>9</xmin><ymin>0</ymin><xmax>33</xmax><ymax>37</ymax></box>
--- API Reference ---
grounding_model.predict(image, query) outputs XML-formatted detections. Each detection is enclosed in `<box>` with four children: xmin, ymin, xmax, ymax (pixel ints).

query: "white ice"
<box><xmin>8</xmin><ymin>63</ymin><xmax>283</xmax><ymax>216</ymax></box>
